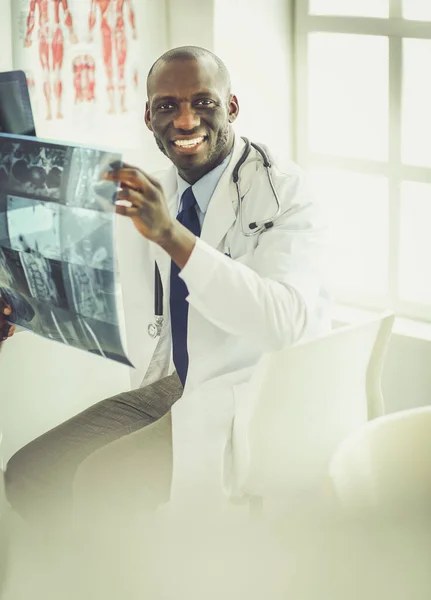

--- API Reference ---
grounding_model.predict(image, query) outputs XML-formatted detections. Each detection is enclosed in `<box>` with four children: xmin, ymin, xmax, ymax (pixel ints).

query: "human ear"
<box><xmin>228</xmin><ymin>94</ymin><xmax>239</xmax><ymax>123</ymax></box>
<box><xmin>144</xmin><ymin>102</ymin><xmax>153</xmax><ymax>131</ymax></box>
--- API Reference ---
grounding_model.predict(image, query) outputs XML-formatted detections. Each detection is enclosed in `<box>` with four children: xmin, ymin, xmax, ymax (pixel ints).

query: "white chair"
<box><xmin>327</xmin><ymin>407</ymin><xmax>431</xmax><ymax>600</ymax></box>
<box><xmin>329</xmin><ymin>406</ymin><xmax>431</xmax><ymax>511</ymax></box>
<box><xmin>230</xmin><ymin>311</ymin><xmax>395</xmax><ymax>509</ymax></box>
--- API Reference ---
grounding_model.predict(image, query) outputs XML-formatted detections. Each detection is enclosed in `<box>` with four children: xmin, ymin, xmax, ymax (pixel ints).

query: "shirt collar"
<box><xmin>176</xmin><ymin>150</ymin><xmax>233</xmax><ymax>214</ymax></box>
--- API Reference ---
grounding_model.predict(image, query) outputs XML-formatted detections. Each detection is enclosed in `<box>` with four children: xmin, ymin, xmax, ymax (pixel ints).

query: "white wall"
<box><xmin>166</xmin><ymin>0</ymin><xmax>214</xmax><ymax>49</ymax></box>
<box><xmin>214</xmin><ymin>0</ymin><xmax>293</xmax><ymax>167</ymax></box>
<box><xmin>0</xmin><ymin>0</ymin><xmax>12</xmax><ymax>73</ymax></box>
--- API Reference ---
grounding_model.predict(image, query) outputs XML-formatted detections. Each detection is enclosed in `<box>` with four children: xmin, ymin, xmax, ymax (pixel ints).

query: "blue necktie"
<box><xmin>170</xmin><ymin>187</ymin><xmax>201</xmax><ymax>386</ymax></box>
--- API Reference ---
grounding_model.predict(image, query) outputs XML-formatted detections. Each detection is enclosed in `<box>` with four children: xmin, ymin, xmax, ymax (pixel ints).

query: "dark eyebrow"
<box><xmin>151</xmin><ymin>95</ymin><xmax>177</xmax><ymax>105</ymax></box>
<box><xmin>152</xmin><ymin>90</ymin><xmax>218</xmax><ymax>105</ymax></box>
<box><xmin>193</xmin><ymin>90</ymin><xmax>217</xmax><ymax>97</ymax></box>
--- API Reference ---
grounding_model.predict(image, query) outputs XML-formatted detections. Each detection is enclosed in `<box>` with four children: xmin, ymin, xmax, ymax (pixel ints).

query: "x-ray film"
<box><xmin>0</xmin><ymin>132</ymin><xmax>132</xmax><ymax>367</ymax></box>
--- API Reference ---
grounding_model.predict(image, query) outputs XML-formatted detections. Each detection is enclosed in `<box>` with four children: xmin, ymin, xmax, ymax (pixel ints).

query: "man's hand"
<box><xmin>104</xmin><ymin>163</ymin><xmax>176</xmax><ymax>244</ymax></box>
<box><xmin>0</xmin><ymin>297</ymin><xmax>15</xmax><ymax>342</ymax></box>
<box><xmin>103</xmin><ymin>163</ymin><xmax>197</xmax><ymax>269</ymax></box>
<box><xmin>24</xmin><ymin>36</ymin><xmax>32</xmax><ymax>48</ymax></box>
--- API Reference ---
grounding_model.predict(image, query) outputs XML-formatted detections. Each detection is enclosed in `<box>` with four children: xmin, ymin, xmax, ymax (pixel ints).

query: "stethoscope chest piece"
<box><xmin>148</xmin><ymin>315</ymin><xmax>163</xmax><ymax>339</ymax></box>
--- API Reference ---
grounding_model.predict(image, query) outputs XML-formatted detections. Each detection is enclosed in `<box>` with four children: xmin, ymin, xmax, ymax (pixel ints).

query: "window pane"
<box><xmin>402</xmin><ymin>39</ymin><xmax>431</xmax><ymax>168</ymax></box>
<box><xmin>308</xmin><ymin>33</ymin><xmax>388</xmax><ymax>161</ymax></box>
<box><xmin>309</xmin><ymin>0</ymin><xmax>389</xmax><ymax>18</ymax></box>
<box><xmin>308</xmin><ymin>168</ymin><xmax>389</xmax><ymax>298</ymax></box>
<box><xmin>403</xmin><ymin>0</ymin><xmax>431</xmax><ymax>21</ymax></box>
<box><xmin>399</xmin><ymin>182</ymin><xmax>431</xmax><ymax>304</ymax></box>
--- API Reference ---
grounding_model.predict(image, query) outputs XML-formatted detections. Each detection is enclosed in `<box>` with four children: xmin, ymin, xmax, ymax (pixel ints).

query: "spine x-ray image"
<box><xmin>0</xmin><ymin>132</ymin><xmax>131</xmax><ymax>367</ymax></box>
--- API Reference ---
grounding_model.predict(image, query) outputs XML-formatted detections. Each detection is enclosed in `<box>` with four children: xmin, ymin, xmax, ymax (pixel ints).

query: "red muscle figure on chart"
<box><xmin>24</xmin><ymin>0</ymin><xmax>78</xmax><ymax>120</ymax></box>
<box><xmin>89</xmin><ymin>0</ymin><xmax>138</xmax><ymax>114</ymax></box>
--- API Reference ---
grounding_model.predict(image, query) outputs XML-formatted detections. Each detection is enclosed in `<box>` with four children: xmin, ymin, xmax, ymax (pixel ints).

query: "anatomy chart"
<box><xmin>11</xmin><ymin>0</ymin><xmax>143</xmax><ymax>148</ymax></box>
<box><xmin>0</xmin><ymin>133</ymin><xmax>132</xmax><ymax>366</ymax></box>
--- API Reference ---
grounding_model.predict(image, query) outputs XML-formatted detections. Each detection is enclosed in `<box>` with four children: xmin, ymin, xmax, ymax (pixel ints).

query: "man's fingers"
<box><xmin>115</xmin><ymin>204</ymin><xmax>141</xmax><ymax>218</ymax></box>
<box><xmin>104</xmin><ymin>166</ymin><xmax>154</xmax><ymax>195</ymax></box>
<box><xmin>116</xmin><ymin>187</ymin><xmax>147</xmax><ymax>208</ymax></box>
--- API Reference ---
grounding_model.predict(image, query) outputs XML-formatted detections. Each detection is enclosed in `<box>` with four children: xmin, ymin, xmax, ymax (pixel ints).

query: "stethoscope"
<box><xmin>148</xmin><ymin>137</ymin><xmax>282</xmax><ymax>338</ymax></box>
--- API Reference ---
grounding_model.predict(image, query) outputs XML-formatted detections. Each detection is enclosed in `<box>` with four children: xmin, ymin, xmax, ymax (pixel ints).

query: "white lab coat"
<box><xmin>121</xmin><ymin>136</ymin><xmax>331</xmax><ymax>507</ymax></box>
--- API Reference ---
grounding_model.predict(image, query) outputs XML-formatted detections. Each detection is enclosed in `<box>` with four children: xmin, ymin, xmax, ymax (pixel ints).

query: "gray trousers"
<box><xmin>4</xmin><ymin>373</ymin><xmax>183</xmax><ymax>523</ymax></box>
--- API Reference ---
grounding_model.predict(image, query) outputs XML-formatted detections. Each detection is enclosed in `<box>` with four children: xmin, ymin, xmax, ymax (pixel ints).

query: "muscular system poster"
<box><xmin>11</xmin><ymin>0</ymin><xmax>144</xmax><ymax>149</ymax></box>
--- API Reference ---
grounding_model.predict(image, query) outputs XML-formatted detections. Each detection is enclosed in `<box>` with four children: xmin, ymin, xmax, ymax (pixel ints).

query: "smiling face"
<box><xmin>145</xmin><ymin>56</ymin><xmax>239</xmax><ymax>184</ymax></box>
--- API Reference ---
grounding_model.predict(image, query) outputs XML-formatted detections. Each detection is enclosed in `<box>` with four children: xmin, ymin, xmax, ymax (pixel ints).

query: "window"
<box><xmin>294</xmin><ymin>0</ymin><xmax>431</xmax><ymax>322</ymax></box>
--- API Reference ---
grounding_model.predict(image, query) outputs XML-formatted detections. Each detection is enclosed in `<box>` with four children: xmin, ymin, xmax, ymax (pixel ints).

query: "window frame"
<box><xmin>293</xmin><ymin>0</ymin><xmax>431</xmax><ymax>322</ymax></box>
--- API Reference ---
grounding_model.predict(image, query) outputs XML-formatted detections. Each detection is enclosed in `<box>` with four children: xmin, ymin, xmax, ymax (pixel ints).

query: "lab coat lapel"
<box><xmin>152</xmin><ymin>166</ymin><xmax>178</xmax><ymax>285</ymax></box>
<box><xmin>200</xmin><ymin>137</ymin><xmax>246</xmax><ymax>250</ymax></box>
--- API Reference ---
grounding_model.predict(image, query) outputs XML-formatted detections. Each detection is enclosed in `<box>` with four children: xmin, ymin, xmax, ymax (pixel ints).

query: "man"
<box><xmin>3</xmin><ymin>46</ymin><xmax>330</xmax><ymax>519</ymax></box>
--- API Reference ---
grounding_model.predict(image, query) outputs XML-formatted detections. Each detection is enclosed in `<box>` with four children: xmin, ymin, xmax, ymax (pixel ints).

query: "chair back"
<box><xmin>232</xmin><ymin>311</ymin><xmax>395</xmax><ymax>499</ymax></box>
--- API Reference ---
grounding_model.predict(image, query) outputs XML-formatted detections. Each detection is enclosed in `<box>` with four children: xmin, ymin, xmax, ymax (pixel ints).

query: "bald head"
<box><xmin>147</xmin><ymin>46</ymin><xmax>231</xmax><ymax>100</ymax></box>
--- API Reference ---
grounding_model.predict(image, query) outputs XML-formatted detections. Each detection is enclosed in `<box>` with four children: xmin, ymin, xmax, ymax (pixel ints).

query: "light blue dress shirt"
<box><xmin>176</xmin><ymin>151</ymin><xmax>233</xmax><ymax>228</ymax></box>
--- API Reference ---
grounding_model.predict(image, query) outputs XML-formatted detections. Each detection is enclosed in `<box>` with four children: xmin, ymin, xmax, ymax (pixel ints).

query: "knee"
<box><xmin>4</xmin><ymin>435</ymin><xmax>65</xmax><ymax>521</ymax></box>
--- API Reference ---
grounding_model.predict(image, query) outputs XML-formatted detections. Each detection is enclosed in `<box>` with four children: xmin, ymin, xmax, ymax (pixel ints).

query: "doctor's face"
<box><xmin>145</xmin><ymin>57</ymin><xmax>239</xmax><ymax>184</ymax></box>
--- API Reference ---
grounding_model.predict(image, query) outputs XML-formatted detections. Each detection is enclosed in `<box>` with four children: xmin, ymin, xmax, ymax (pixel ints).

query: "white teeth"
<box><xmin>174</xmin><ymin>137</ymin><xmax>204</xmax><ymax>147</ymax></box>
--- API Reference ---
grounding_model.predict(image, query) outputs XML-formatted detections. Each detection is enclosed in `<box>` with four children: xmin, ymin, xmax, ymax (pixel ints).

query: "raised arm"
<box><xmin>104</xmin><ymin>162</ymin><xmax>328</xmax><ymax>351</ymax></box>
<box><xmin>89</xmin><ymin>0</ymin><xmax>97</xmax><ymax>32</ymax></box>
<box><xmin>61</xmin><ymin>0</ymin><xmax>78</xmax><ymax>41</ymax></box>
<box><xmin>125</xmin><ymin>0</ymin><xmax>137</xmax><ymax>38</ymax></box>
<box><xmin>24</xmin><ymin>0</ymin><xmax>37</xmax><ymax>47</ymax></box>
